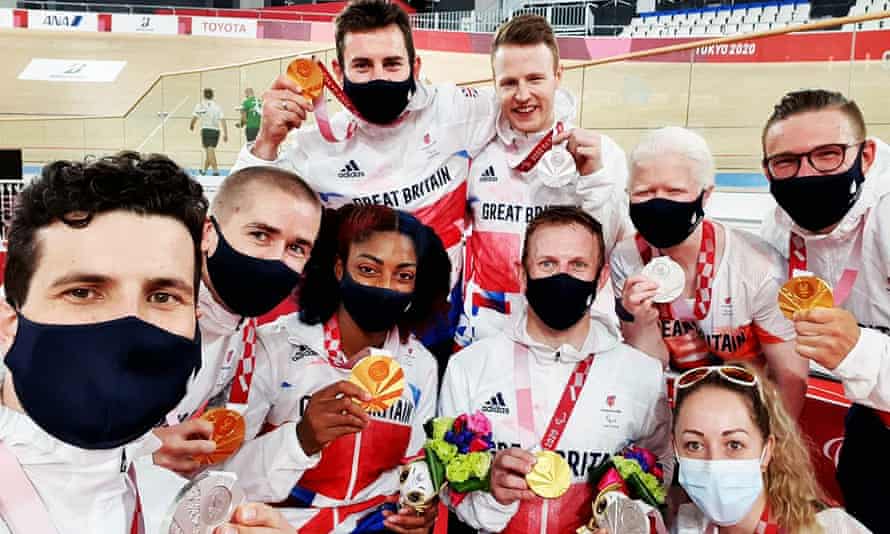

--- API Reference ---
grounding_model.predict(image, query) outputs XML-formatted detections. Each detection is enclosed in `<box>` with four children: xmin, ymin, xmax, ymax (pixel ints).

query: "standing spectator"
<box><xmin>238</xmin><ymin>87</ymin><xmax>262</xmax><ymax>143</ymax></box>
<box><xmin>190</xmin><ymin>88</ymin><xmax>227</xmax><ymax>176</ymax></box>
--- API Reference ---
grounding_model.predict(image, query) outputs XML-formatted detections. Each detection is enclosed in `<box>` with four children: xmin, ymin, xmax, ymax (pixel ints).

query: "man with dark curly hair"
<box><xmin>0</xmin><ymin>153</ymin><xmax>294</xmax><ymax>534</ymax></box>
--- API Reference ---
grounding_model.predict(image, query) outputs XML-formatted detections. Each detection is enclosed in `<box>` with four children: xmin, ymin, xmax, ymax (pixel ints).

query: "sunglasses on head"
<box><xmin>673</xmin><ymin>365</ymin><xmax>759</xmax><ymax>405</ymax></box>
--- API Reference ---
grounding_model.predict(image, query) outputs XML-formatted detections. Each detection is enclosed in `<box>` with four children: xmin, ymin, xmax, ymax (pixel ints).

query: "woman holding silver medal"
<box><xmin>609</xmin><ymin>127</ymin><xmax>809</xmax><ymax>417</ymax></box>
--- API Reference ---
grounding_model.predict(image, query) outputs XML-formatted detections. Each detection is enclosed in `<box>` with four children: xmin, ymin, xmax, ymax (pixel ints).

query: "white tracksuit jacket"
<box><xmin>0</xmin><ymin>399</ymin><xmax>159</xmax><ymax>534</ymax></box>
<box><xmin>221</xmin><ymin>313</ymin><xmax>437</xmax><ymax>532</ymax></box>
<box><xmin>456</xmin><ymin>90</ymin><xmax>632</xmax><ymax>347</ymax></box>
<box><xmin>761</xmin><ymin>137</ymin><xmax>890</xmax><ymax>411</ymax></box>
<box><xmin>232</xmin><ymin>83</ymin><xmax>498</xmax><ymax>287</ymax></box>
<box><xmin>440</xmin><ymin>307</ymin><xmax>673</xmax><ymax>533</ymax></box>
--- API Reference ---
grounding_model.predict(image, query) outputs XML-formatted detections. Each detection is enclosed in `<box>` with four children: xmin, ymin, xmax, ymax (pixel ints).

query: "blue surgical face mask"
<box><xmin>4</xmin><ymin>314</ymin><xmax>201</xmax><ymax>450</ymax></box>
<box><xmin>677</xmin><ymin>447</ymin><xmax>766</xmax><ymax>526</ymax></box>
<box><xmin>206</xmin><ymin>216</ymin><xmax>301</xmax><ymax>318</ymax></box>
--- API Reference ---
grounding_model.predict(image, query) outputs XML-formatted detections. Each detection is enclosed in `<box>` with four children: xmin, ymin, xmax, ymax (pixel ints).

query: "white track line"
<box><xmin>136</xmin><ymin>96</ymin><xmax>189</xmax><ymax>152</ymax></box>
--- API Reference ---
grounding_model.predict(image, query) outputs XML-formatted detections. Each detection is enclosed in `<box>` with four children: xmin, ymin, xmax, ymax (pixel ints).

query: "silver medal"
<box><xmin>595</xmin><ymin>492</ymin><xmax>650</xmax><ymax>534</ymax></box>
<box><xmin>161</xmin><ymin>471</ymin><xmax>246</xmax><ymax>534</ymax></box>
<box><xmin>641</xmin><ymin>256</ymin><xmax>685</xmax><ymax>303</ymax></box>
<box><xmin>536</xmin><ymin>145</ymin><xmax>575</xmax><ymax>188</ymax></box>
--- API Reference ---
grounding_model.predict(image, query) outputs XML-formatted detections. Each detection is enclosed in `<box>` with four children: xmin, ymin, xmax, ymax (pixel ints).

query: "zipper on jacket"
<box><xmin>344</xmin><ymin>431</ymin><xmax>362</xmax><ymax>501</ymax></box>
<box><xmin>554</xmin><ymin>351</ymin><xmax>561</xmax><ymax>362</ymax></box>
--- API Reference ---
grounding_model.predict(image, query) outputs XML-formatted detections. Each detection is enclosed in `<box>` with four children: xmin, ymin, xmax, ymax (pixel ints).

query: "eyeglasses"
<box><xmin>763</xmin><ymin>142</ymin><xmax>863</xmax><ymax>180</ymax></box>
<box><xmin>672</xmin><ymin>365</ymin><xmax>759</xmax><ymax>405</ymax></box>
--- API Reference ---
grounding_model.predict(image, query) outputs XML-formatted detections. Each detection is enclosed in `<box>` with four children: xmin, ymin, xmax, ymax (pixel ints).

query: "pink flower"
<box><xmin>466</xmin><ymin>411</ymin><xmax>492</xmax><ymax>435</ymax></box>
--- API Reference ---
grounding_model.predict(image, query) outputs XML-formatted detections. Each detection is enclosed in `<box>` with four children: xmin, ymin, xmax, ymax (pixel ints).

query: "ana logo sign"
<box><xmin>191</xmin><ymin>16</ymin><xmax>257</xmax><ymax>39</ymax></box>
<box><xmin>29</xmin><ymin>10</ymin><xmax>98</xmax><ymax>32</ymax></box>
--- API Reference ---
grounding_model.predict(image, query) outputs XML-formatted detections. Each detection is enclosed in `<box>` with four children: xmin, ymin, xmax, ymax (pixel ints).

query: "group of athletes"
<box><xmin>0</xmin><ymin>0</ymin><xmax>888</xmax><ymax>533</ymax></box>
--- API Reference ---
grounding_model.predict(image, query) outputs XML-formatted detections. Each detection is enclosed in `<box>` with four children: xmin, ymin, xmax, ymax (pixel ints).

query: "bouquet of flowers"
<box><xmin>422</xmin><ymin>411</ymin><xmax>495</xmax><ymax>504</ymax></box>
<box><xmin>576</xmin><ymin>444</ymin><xmax>668</xmax><ymax>534</ymax></box>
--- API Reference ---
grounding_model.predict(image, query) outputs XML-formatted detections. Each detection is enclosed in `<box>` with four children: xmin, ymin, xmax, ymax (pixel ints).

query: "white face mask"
<box><xmin>677</xmin><ymin>448</ymin><xmax>766</xmax><ymax>526</ymax></box>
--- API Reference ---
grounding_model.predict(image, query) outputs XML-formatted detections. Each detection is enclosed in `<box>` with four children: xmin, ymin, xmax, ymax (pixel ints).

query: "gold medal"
<box><xmin>348</xmin><ymin>352</ymin><xmax>405</xmax><ymax>413</ymax></box>
<box><xmin>193</xmin><ymin>408</ymin><xmax>246</xmax><ymax>466</ymax></box>
<box><xmin>778</xmin><ymin>275</ymin><xmax>834</xmax><ymax>319</ymax></box>
<box><xmin>526</xmin><ymin>450</ymin><xmax>571</xmax><ymax>499</ymax></box>
<box><xmin>286</xmin><ymin>58</ymin><xmax>324</xmax><ymax>100</ymax></box>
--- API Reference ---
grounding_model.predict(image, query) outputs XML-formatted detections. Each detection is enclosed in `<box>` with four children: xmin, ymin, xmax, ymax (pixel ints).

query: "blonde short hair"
<box><xmin>629</xmin><ymin>127</ymin><xmax>715</xmax><ymax>190</ymax></box>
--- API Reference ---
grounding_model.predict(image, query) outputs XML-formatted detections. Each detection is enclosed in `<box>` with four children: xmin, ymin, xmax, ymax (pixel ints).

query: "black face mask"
<box><xmin>5</xmin><ymin>314</ymin><xmax>201</xmax><ymax>450</ymax></box>
<box><xmin>770</xmin><ymin>149</ymin><xmax>866</xmax><ymax>233</ymax></box>
<box><xmin>206</xmin><ymin>216</ymin><xmax>301</xmax><ymax>318</ymax></box>
<box><xmin>630</xmin><ymin>192</ymin><xmax>706</xmax><ymax>249</ymax></box>
<box><xmin>339</xmin><ymin>271</ymin><xmax>413</xmax><ymax>333</ymax></box>
<box><xmin>343</xmin><ymin>75</ymin><xmax>416</xmax><ymax>125</ymax></box>
<box><xmin>525</xmin><ymin>273</ymin><xmax>597</xmax><ymax>331</ymax></box>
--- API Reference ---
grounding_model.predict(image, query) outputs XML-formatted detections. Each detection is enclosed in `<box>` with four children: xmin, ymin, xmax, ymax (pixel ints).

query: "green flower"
<box><xmin>446</xmin><ymin>455</ymin><xmax>472</xmax><ymax>484</ymax></box>
<box><xmin>639</xmin><ymin>471</ymin><xmax>667</xmax><ymax>504</ymax></box>
<box><xmin>428</xmin><ymin>438</ymin><xmax>458</xmax><ymax>464</ymax></box>
<box><xmin>614</xmin><ymin>456</ymin><xmax>644</xmax><ymax>479</ymax></box>
<box><xmin>431</xmin><ymin>417</ymin><xmax>455</xmax><ymax>440</ymax></box>
<box><xmin>467</xmin><ymin>451</ymin><xmax>492</xmax><ymax>479</ymax></box>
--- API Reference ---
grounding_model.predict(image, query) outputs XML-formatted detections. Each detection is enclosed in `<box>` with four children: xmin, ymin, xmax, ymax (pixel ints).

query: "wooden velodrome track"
<box><xmin>0</xmin><ymin>20</ymin><xmax>889</xmax><ymax>173</ymax></box>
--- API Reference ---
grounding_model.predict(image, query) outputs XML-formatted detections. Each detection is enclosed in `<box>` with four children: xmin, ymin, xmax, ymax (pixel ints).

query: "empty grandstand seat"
<box><xmin>691</xmin><ymin>25</ymin><xmax>708</xmax><ymax>35</ymax></box>
<box><xmin>747</xmin><ymin>6</ymin><xmax>764</xmax><ymax>17</ymax></box>
<box><xmin>762</xmin><ymin>5</ymin><xmax>780</xmax><ymax>18</ymax></box>
<box><xmin>706</xmin><ymin>23</ymin><xmax>723</xmax><ymax>34</ymax></box>
<box><xmin>724</xmin><ymin>23</ymin><xmax>740</xmax><ymax>33</ymax></box>
<box><xmin>775</xmin><ymin>10</ymin><xmax>793</xmax><ymax>22</ymax></box>
<box><xmin>859</xmin><ymin>19</ymin><xmax>882</xmax><ymax>29</ymax></box>
<box><xmin>743</xmin><ymin>13</ymin><xmax>760</xmax><ymax>23</ymax></box>
<box><xmin>754</xmin><ymin>22</ymin><xmax>772</xmax><ymax>31</ymax></box>
<box><xmin>729</xmin><ymin>10</ymin><xmax>746</xmax><ymax>22</ymax></box>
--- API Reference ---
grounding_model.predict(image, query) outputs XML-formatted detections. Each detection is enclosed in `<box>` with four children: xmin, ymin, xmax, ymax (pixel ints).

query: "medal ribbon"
<box><xmin>635</xmin><ymin>219</ymin><xmax>717</xmax><ymax>321</ymax></box>
<box><xmin>311</xmin><ymin>61</ymin><xmax>361</xmax><ymax>143</ymax></box>
<box><xmin>323</xmin><ymin>314</ymin><xmax>403</xmax><ymax>370</ymax></box>
<box><xmin>513</xmin><ymin>122</ymin><xmax>565</xmax><ymax>173</ymax></box>
<box><xmin>513</xmin><ymin>343</ymin><xmax>594</xmax><ymax>450</ymax></box>
<box><xmin>787</xmin><ymin>213</ymin><xmax>866</xmax><ymax>307</ymax></box>
<box><xmin>0</xmin><ymin>442</ymin><xmax>59</xmax><ymax>534</ymax></box>
<box><xmin>227</xmin><ymin>317</ymin><xmax>258</xmax><ymax>410</ymax></box>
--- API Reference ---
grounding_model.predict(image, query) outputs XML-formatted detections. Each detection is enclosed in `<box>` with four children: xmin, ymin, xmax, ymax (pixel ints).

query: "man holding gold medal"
<box><xmin>152</xmin><ymin>166</ymin><xmax>322</xmax><ymax>477</ymax></box>
<box><xmin>440</xmin><ymin>207</ymin><xmax>671</xmax><ymax>533</ymax></box>
<box><xmin>0</xmin><ymin>154</ymin><xmax>294</xmax><ymax>534</ymax></box>
<box><xmin>758</xmin><ymin>89</ymin><xmax>890</xmax><ymax>531</ymax></box>
<box><xmin>232</xmin><ymin>0</ymin><xmax>499</xmax><ymax>303</ymax></box>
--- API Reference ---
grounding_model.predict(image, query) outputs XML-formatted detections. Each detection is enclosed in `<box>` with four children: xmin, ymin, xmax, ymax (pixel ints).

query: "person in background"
<box><xmin>191</xmin><ymin>88</ymin><xmax>228</xmax><ymax>176</ymax></box>
<box><xmin>238</xmin><ymin>88</ymin><xmax>262</xmax><ymax>143</ymax></box>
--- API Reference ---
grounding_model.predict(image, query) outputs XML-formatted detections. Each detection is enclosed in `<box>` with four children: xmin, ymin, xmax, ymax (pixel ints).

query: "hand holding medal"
<box><xmin>778</xmin><ymin>275</ymin><xmax>834</xmax><ymax>319</ymax></box>
<box><xmin>640</xmin><ymin>257</ymin><xmax>686</xmax><ymax>304</ymax></box>
<box><xmin>192</xmin><ymin>408</ymin><xmax>246</xmax><ymax>467</ymax></box>
<box><xmin>161</xmin><ymin>471</ymin><xmax>246</xmax><ymax>534</ymax></box>
<box><xmin>348</xmin><ymin>349</ymin><xmax>405</xmax><ymax>413</ymax></box>
<box><xmin>525</xmin><ymin>449</ymin><xmax>572</xmax><ymax>499</ymax></box>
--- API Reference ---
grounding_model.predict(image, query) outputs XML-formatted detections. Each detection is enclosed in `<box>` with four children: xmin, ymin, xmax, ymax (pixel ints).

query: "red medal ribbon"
<box><xmin>227</xmin><ymin>318</ymin><xmax>258</xmax><ymax>406</ymax></box>
<box><xmin>513</xmin><ymin>122</ymin><xmax>565</xmax><ymax>173</ymax></box>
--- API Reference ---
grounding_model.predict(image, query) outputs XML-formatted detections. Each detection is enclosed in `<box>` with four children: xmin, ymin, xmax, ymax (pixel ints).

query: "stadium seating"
<box><xmin>622</xmin><ymin>0</ymin><xmax>815</xmax><ymax>37</ymax></box>
<box><xmin>623</xmin><ymin>0</ymin><xmax>887</xmax><ymax>37</ymax></box>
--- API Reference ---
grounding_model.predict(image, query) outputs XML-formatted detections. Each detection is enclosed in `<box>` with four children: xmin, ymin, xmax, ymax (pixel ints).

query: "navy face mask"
<box><xmin>339</xmin><ymin>271</ymin><xmax>413</xmax><ymax>333</ymax></box>
<box><xmin>4</xmin><ymin>314</ymin><xmax>201</xmax><ymax>450</ymax></box>
<box><xmin>525</xmin><ymin>273</ymin><xmax>597</xmax><ymax>331</ymax></box>
<box><xmin>206</xmin><ymin>216</ymin><xmax>301</xmax><ymax>318</ymax></box>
